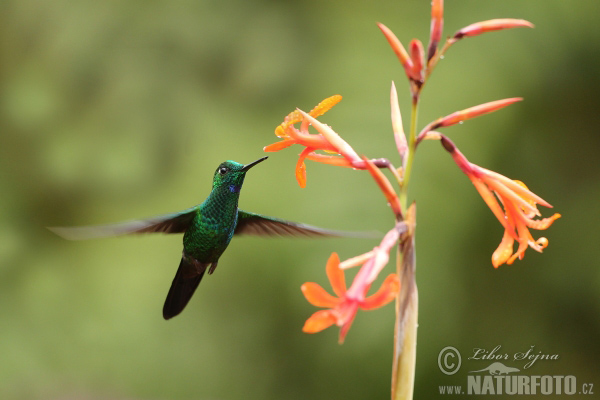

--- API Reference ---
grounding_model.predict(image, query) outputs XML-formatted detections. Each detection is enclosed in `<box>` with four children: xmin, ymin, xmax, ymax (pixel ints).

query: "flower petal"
<box><xmin>326</xmin><ymin>252</ymin><xmax>346</xmax><ymax>297</ymax></box>
<box><xmin>481</xmin><ymin>168</ymin><xmax>552</xmax><ymax>208</ymax></box>
<box><xmin>303</xmin><ymin>310</ymin><xmax>337</xmax><ymax>333</ymax></box>
<box><xmin>525</xmin><ymin>213</ymin><xmax>561</xmax><ymax>230</ymax></box>
<box><xmin>485</xmin><ymin>177</ymin><xmax>540</xmax><ymax>217</ymax></box>
<box><xmin>492</xmin><ymin>230</ymin><xmax>515</xmax><ymax>268</ymax></box>
<box><xmin>470</xmin><ymin>176</ymin><xmax>518</xmax><ymax>239</ymax></box>
<box><xmin>297</xmin><ymin>110</ymin><xmax>360</xmax><ymax>162</ymax></box>
<box><xmin>309</xmin><ymin>95</ymin><xmax>342</xmax><ymax>118</ymax></box>
<box><xmin>305</xmin><ymin>152</ymin><xmax>354</xmax><ymax>168</ymax></box>
<box><xmin>295</xmin><ymin>147</ymin><xmax>313</xmax><ymax>188</ymax></box>
<box><xmin>264</xmin><ymin>140</ymin><xmax>295</xmax><ymax>152</ymax></box>
<box><xmin>338</xmin><ymin>304</ymin><xmax>358</xmax><ymax>344</ymax></box>
<box><xmin>281</xmin><ymin>110</ymin><xmax>303</xmax><ymax>127</ymax></box>
<box><xmin>508</xmin><ymin>225</ymin><xmax>532</xmax><ymax>264</ymax></box>
<box><xmin>361</xmin><ymin>274</ymin><xmax>400</xmax><ymax>310</ymax></box>
<box><xmin>301</xmin><ymin>282</ymin><xmax>340</xmax><ymax>308</ymax></box>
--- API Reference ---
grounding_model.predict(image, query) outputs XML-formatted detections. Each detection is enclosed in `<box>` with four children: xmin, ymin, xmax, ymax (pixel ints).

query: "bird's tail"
<box><xmin>163</xmin><ymin>256</ymin><xmax>211</xmax><ymax>320</ymax></box>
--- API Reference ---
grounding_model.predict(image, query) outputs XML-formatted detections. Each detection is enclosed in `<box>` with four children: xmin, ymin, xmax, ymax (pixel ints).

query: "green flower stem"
<box><xmin>391</xmin><ymin>231</ymin><xmax>417</xmax><ymax>400</ymax></box>
<box><xmin>392</xmin><ymin>88</ymin><xmax>420</xmax><ymax>400</ymax></box>
<box><xmin>399</xmin><ymin>96</ymin><xmax>420</xmax><ymax>210</ymax></box>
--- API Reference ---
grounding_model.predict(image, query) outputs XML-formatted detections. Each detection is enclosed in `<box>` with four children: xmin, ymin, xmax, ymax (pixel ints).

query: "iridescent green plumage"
<box><xmin>50</xmin><ymin>156</ymin><xmax>366</xmax><ymax>319</ymax></box>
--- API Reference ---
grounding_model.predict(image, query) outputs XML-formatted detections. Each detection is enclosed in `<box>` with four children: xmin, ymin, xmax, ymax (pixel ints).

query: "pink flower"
<box><xmin>301</xmin><ymin>227</ymin><xmax>403</xmax><ymax>343</ymax></box>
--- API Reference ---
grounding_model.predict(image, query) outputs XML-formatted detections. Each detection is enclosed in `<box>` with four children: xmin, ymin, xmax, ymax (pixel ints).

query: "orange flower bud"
<box><xmin>454</xmin><ymin>19</ymin><xmax>534</xmax><ymax>40</ymax></box>
<box><xmin>410</xmin><ymin>39</ymin><xmax>425</xmax><ymax>82</ymax></box>
<box><xmin>427</xmin><ymin>0</ymin><xmax>444</xmax><ymax>60</ymax></box>
<box><xmin>377</xmin><ymin>23</ymin><xmax>420</xmax><ymax>81</ymax></box>
<box><xmin>433</xmin><ymin>98</ymin><xmax>523</xmax><ymax>129</ymax></box>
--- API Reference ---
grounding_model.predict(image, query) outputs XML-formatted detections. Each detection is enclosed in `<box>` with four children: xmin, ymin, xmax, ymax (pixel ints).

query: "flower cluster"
<box><xmin>264</xmin><ymin>95</ymin><xmax>359</xmax><ymax>188</ymax></box>
<box><xmin>265</xmin><ymin>0</ymin><xmax>559</xmax><ymax>345</ymax></box>
<box><xmin>264</xmin><ymin>96</ymin><xmax>393</xmax><ymax>188</ymax></box>
<box><xmin>265</xmin><ymin>94</ymin><xmax>406</xmax><ymax>341</ymax></box>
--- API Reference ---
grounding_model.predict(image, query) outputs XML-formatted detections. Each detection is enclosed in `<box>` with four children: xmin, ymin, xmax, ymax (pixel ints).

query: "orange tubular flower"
<box><xmin>264</xmin><ymin>95</ymin><xmax>364</xmax><ymax>187</ymax></box>
<box><xmin>302</xmin><ymin>227</ymin><xmax>403</xmax><ymax>343</ymax></box>
<box><xmin>441</xmin><ymin>136</ymin><xmax>560</xmax><ymax>267</ymax></box>
<box><xmin>265</xmin><ymin>95</ymin><xmax>343</xmax><ymax>154</ymax></box>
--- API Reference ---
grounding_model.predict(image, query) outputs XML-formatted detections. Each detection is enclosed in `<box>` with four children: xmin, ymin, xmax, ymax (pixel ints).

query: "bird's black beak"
<box><xmin>242</xmin><ymin>156</ymin><xmax>268</xmax><ymax>171</ymax></box>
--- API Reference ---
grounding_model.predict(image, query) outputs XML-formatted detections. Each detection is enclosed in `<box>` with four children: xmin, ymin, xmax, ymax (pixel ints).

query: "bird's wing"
<box><xmin>234</xmin><ymin>210</ymin><xmax>377</xmax><ymax>238</ymax></box>
<box><xmin>48</xmin><ymin>207</ymin><xmax>198</xmax><ymax>240</ymax></box>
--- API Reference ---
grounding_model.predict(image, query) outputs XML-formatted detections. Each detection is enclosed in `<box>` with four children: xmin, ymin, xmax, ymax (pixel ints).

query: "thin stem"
<box><xmin>399</xmin><ymin>97</ymin><xmax>419</xmax><ymax>209</ymax></box>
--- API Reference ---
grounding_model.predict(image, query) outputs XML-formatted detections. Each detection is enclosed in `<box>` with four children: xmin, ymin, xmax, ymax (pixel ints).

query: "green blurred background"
<box><xmin>1</xmin><ymin>0</ymin><xmax>598</xmax><ymax>399</ymax></box>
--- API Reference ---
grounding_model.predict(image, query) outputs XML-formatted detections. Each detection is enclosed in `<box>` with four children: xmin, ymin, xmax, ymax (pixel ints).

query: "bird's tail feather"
<box><xmin>162</xmin><ymin>256</ymin><xmax>209</xmax><ymax>320</ymax></box>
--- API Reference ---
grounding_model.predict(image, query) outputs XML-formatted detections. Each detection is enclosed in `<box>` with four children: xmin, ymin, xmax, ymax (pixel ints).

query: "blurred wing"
<box><xmin>48</xmin><ymin>207</ymin><xmax>198</xmax><ymax>240</ymax></box>
<box><xmin>234</xmin><ymin>210</ymin><xmax>377</xmax><ymax>238</ymax></box>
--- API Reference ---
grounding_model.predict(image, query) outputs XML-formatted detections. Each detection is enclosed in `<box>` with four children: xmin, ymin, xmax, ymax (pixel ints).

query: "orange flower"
<box><xmin>265</xmin><ymin>95</ymin><xmax>390</xmax><ymax>188</ymax></box>
<box><xmin>264</xmin><ymin>95</ymin><xmax>365</xmax><ymax>187</ymax></box>
<box><xmin>441</xmin><ymin>136</ymin><xmax>560</xmax><ymax>267</ymax></box>
<box><xmin>265</xmin><ymin>95</ymin><xmax>343</xmax><ymax>154</ymax></box>
<box><xmin>302</xmin><ymin>227</ymin><xmax>402</xmax><ymax>343</ymax></box>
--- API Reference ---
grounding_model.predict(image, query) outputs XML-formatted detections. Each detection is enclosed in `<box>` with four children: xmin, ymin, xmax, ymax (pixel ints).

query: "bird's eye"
<box><xmin>218</xmin><ymin>167</ymin><xmax>229</xmax><ymax>175</ymax></box>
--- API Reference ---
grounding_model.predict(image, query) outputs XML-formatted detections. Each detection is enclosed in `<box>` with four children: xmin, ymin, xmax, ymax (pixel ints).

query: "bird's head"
<box><xmin>211</xmin><ymin>156</ymin><xmax>268</xmax><ymax>192</ymax></box>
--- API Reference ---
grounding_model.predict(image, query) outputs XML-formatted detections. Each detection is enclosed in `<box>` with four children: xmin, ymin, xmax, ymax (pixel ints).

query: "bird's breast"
<box><xmin>182</xmin><ymin>210</ymin><xmax>237</xmax><ymax>262</ymax></box>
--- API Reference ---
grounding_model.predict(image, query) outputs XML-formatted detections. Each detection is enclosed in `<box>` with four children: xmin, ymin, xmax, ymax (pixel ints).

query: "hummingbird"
<box><xmin>50</xmin><ymin>156</ymin><xmax>363</xmax><ymax>319</ymax></box>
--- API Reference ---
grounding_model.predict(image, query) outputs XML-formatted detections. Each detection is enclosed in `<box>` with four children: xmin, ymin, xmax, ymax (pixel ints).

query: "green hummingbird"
<box><xmin>50</xmin><ymin>156</ymin><xmax>362</xmax><ymax>319</ymax></box>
